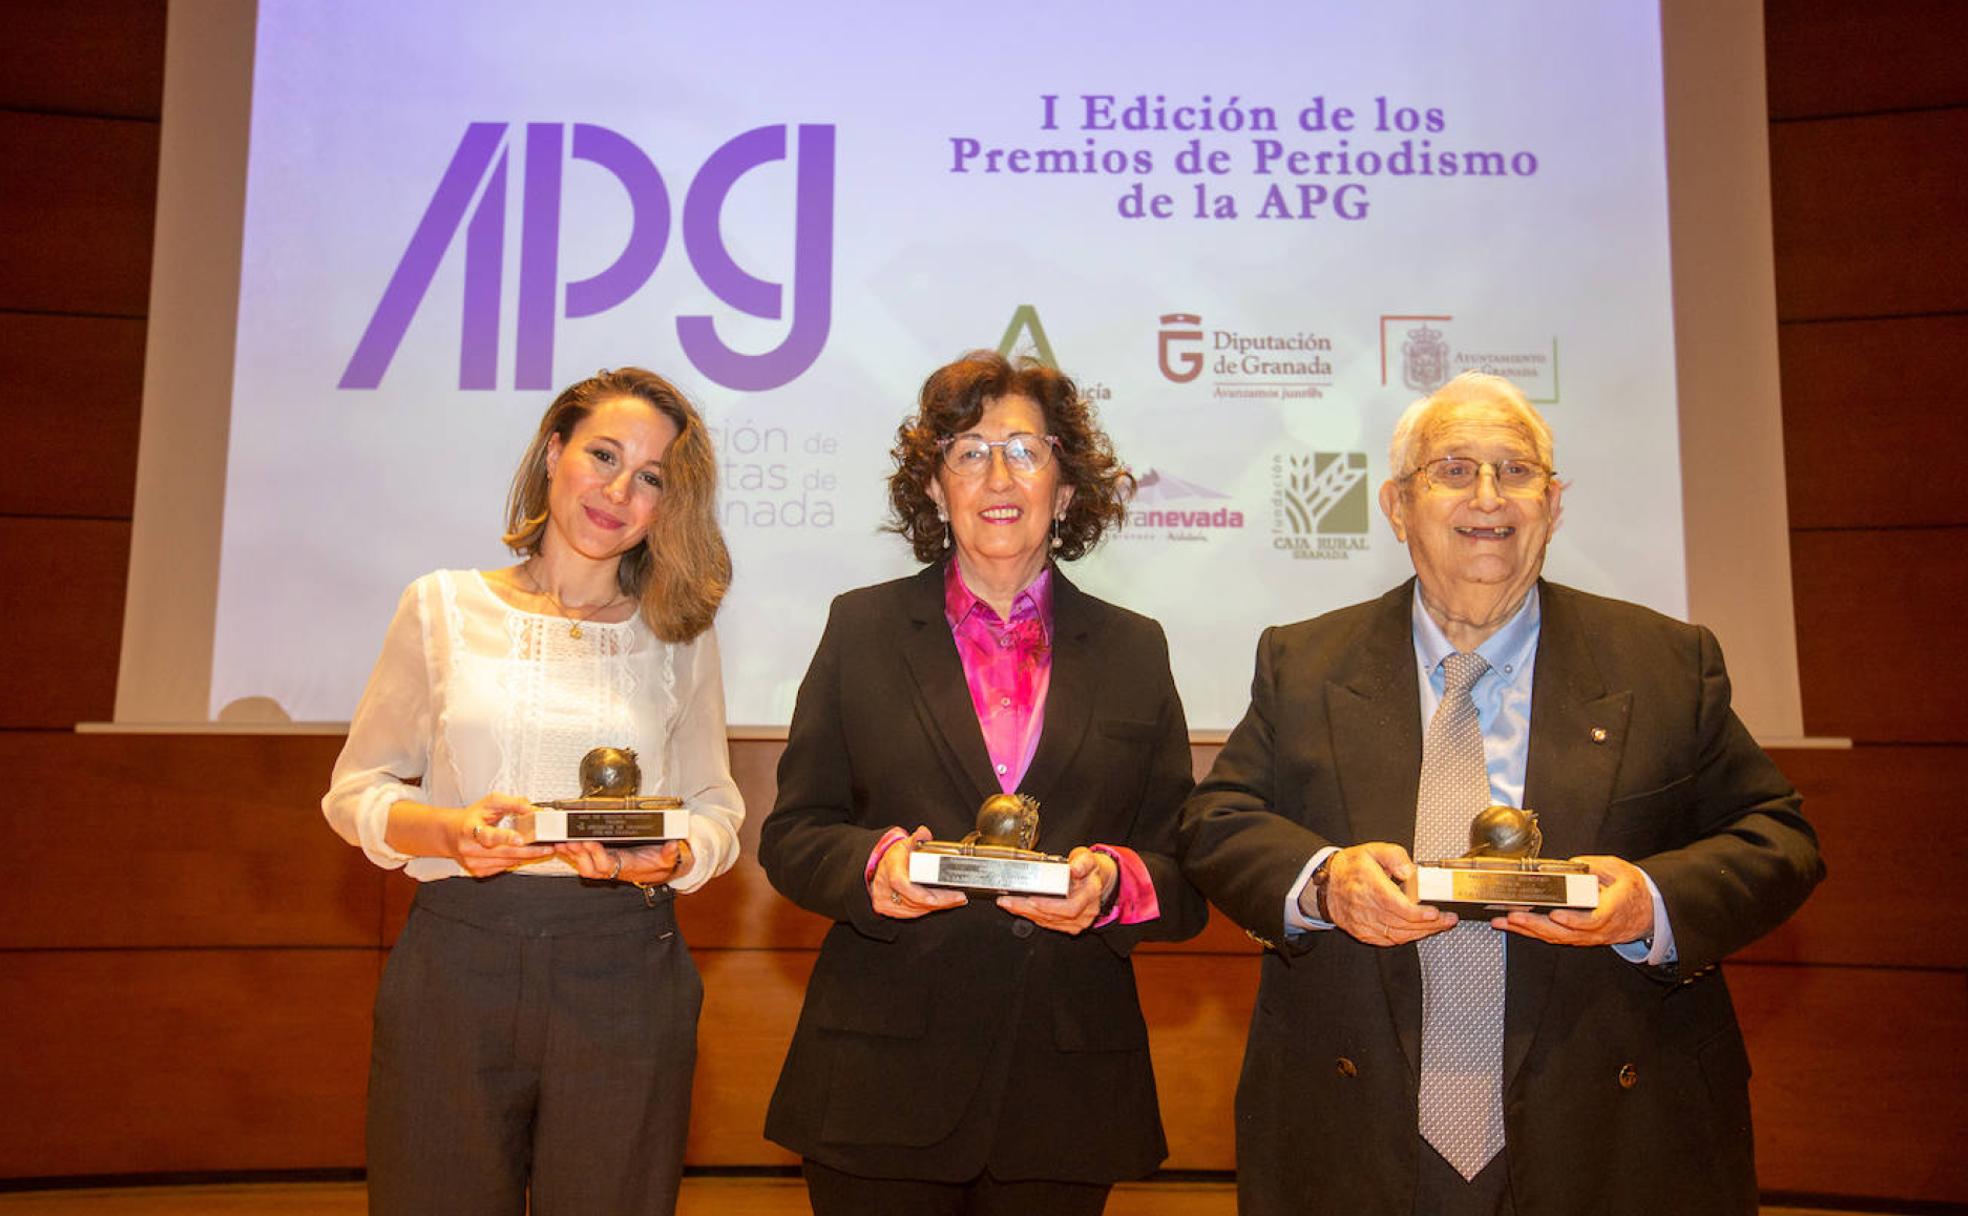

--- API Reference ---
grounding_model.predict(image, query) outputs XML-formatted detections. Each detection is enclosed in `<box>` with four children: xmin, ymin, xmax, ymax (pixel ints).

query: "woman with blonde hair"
<box><xmin>324</xmin><ymin>366</ymin><xmax>742</xmax><ymax>1215</ymax></box>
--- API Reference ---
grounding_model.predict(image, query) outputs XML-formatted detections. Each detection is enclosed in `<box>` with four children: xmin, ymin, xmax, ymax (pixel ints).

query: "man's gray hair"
<box><xmin>1386</xmin><ymin>372</ymin><xmax>1556</xmax><ymax>484</ymax></box>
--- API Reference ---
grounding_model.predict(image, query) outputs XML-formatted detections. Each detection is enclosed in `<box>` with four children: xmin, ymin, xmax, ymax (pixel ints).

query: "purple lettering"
<box><xmin>677</xmin><ymin>124</ymin><xmax>835</xmax><ymax>392</ymax></box>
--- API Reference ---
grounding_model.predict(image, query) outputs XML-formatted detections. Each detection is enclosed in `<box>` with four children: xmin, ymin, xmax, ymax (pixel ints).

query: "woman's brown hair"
<box><xmin>504</xmin><ymin>367</ymin><xmax>730</xmax><ymax>642</ymax></box>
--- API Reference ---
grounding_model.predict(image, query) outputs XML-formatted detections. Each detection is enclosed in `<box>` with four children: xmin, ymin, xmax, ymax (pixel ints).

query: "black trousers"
<box><xmin>803</xmin><ymin>1158</ymin><xmax>1111</xmax><ymax>1216</ymax></box>
<box><xmin>366</xmin><ymin>875</ymin><xmax>702</xmax><ymax>1216</ymax></box>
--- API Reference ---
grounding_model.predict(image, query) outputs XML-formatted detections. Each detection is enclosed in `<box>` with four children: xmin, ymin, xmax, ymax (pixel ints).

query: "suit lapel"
<box><xmin>1522</xmin><ymin>585</ymin><xmax>1629</xmax><ymax>860</ymax></box>
<box><xmin>1328</xmin><ymin>583</ymin><xmax>1425</xmax><ymax>851</ymax></box>
<box><xmin>1325</xmin><ymin>582</ymin><xmax>1426</xmax><ymax>1082</ymax></box>
<box><xmin>1505</xmin><ymin>581</ymin><xmax>1632</xmax><ymax>1087</ymax></box>
<box><xmin>1017</xmin><ymin>571</ymin><xmax>1092</xmax><ymax>803</ymax></box>
<box><xmin>899</xmin><ymin>563</ymin><xmax>999</xmax><ymax>808</ymax></box>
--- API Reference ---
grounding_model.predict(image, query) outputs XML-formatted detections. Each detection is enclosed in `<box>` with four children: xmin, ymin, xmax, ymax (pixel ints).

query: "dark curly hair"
<box><xmin>887</xmin><ymin>351</ymin><xmax>1133</xmax><ymax>563</ymax></box>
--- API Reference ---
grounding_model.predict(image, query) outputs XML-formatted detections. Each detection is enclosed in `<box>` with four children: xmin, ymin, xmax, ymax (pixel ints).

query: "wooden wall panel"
<box><xmin>1736</xmin><ymin>962</ymin><xmax>1968</xmax><ymax>1204</ymax></box>
<box><xmin>0</xmin><ymin>519</ymin><xmax>128</xmax><ymax>728</ymax></box>
<box><xmin>1138</xmin><ymin>954</ymin><xmax>1255</xmax><ymax>1169</ymax></box>
<box><xmin>0</xmin><ymin>112</ymin><xmax>157</xmax><ymax>317</ymax></box>
<box><xmin>676</xmin><ymin>739</ymin><xmax>823</xmax><ymax>952</ymax></box>
<box><xmin>0</xmin><ymin>741</ymin><xmax>1937</xmax><ymax>1183</ymax></box>
<box><xmin>1769</xmin><ymin>108</ymin><xmax>1968</xmax><ymax>322</ymax></box>
<box><xmin>685</xmin><ymin>949</ymin><xmax>808</xmax><ymax>1165</ymax></box>
<box><xmin>0</xmin><ymin>949</ymin><xmax>375</xmax><ymax>1178</ymax></box>
<box><xmin>1791</xmin><ymin>528</ymin><xmax>1968</xmax><ymax>743</ymax></box>
<box><xmin>681</xmin><ymin>950</ymin><xmax>1255</xmax><ymax>1171</ymax></box>
<box><xmin>1743</xmin><ymin>747</ymin><xmax>1966</xmax><ymax>968</ymax></box>
<box><xmin>0</xmin><ymin>733</ymin><xmax>377</xmax><ymax>949</ymax></box>
<box><xmin>0</xmin><ymin>728</ymin><xmax>1859</xmax><ymax>946</ymax></box>
<box><xmin>0</xmin><ymin>312</ymin><xmax>146</xmax><ymax>517</ymax></box>
<box><xmin>1764</xmin><ymin>0</ymin><xmax>1968</xmax><ymax>120</ymax></box>
<box><xmin>0</xmin><ymin>0</ymin><xmax>166</xmax><ymax>119</ymax></box>
<box><xmin>1779</xmin><ymin>314</ymin><xmax>1967</xmax><ymax>531</ymax></box>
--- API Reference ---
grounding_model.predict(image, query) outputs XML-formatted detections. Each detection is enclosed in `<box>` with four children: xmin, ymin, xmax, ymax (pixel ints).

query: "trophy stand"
<box><xmin>1412</xmin><ymin>805</ymin><xmax>1599</xmax><ymax>913</ymax></box>
<box><xmin>908</xmin><ymin>793</ymin><xmax>1073</xmax><ymax>896</ymax></box>
<box><xmin>511</xmin><ymin>747</ymin><xmax>688</xmax><ymax>843</ymax></box>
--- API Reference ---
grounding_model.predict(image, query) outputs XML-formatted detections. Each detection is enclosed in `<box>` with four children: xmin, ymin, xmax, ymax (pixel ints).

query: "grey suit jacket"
<box><xmin>1179</xmin><ymin>579</ymin><xmax>1823</xmax><ymax>1216</ymax></box>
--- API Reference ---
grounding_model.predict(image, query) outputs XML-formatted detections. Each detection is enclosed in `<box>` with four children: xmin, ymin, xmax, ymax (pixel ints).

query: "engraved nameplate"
<box><xmin>909</xmin><ymin>851</ymin><xmax>1072</xmax><ymax>897</ymax></box>
<box><xmin>1414</xmin><ymin>863</ymin><xmax>1599</xmax><ymax>911</ymax></box>
<box><xmin>517</xmin><ymin>808</ymin><xmax>689</xmax><ymax>844</ymax></box>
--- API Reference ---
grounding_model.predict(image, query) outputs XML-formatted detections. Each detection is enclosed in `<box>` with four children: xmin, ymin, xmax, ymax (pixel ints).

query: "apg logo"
<box><xmin>340</xmin><ymin>122</ymin><xmax>835</xmax><ymax>393</ymax></box>
<box><xmin>1158</xmin><ymin>313</ymin><xmax>1203</xmax><ymax>382</ymax></box>
<box><xmin>1272</xmin><ymin>451</ymin><xmax>1371</xmax><ymax>560</ymax></box>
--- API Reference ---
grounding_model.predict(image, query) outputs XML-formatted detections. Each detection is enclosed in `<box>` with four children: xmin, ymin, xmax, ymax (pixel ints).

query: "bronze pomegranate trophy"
<box><xmin>908</xmin><ymin>792</ymin><xmax>1072</xmax><ymax>897</ymax></box>
<box><xmin>513</xmin><ymin>746</ymin><xmax>685</xmax><ymax>843</ymax></box>
<box><xmin>1412</xmin><ymin>805</ymin><xmax>1599</xmax><ymax>912</ymax></box>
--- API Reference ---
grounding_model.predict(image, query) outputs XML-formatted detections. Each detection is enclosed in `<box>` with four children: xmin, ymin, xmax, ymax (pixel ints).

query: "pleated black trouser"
<box><xmin>365</xmin><ymin>874</ymin><xmax>701</xmax><ymax>1216</ymax></box>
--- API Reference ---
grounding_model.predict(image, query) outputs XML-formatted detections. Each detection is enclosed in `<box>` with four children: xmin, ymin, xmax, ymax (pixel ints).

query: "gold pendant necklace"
<box><xmin>525</xmin><ymin>562</ymin><xmax>618</xmax><ymax>639</ymax></box>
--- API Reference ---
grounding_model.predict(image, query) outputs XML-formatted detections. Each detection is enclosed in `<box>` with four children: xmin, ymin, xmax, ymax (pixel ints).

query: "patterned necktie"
<box><xmin>1414</xmin><ymin>651</ymin><xmax>1505</xmax><ymax>1180</ymax></box>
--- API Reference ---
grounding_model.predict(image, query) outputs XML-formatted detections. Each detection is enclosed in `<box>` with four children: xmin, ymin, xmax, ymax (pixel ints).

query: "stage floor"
<box><xmin>0</xmin><ymin>1179</ymin><xmax>1885</xmax><ymax>1215</ymax></box>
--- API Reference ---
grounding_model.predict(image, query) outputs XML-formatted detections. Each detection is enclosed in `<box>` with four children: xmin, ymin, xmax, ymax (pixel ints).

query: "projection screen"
<box><xmin>113</xmin><ymin>0</ymin><xmax>1807</xmax><ymax>741</ymax></box>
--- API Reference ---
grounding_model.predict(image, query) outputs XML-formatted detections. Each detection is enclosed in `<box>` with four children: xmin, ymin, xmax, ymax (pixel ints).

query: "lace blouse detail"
<box><xmin>322</xmin><ymin>570</ymin><xmax>743</xmax><ymax>890</ymax></box>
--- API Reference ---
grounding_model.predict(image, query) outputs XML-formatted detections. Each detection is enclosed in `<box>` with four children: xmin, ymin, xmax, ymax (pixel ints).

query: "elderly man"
<box><xmin>1179</xmin><ymin>373</ymin><xmax>1822</xmax><ymax>1216</ymax></box>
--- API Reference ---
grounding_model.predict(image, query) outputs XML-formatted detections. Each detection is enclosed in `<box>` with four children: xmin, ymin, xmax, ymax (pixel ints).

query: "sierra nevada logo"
<box><xmin>1272</xmin><ymin>451</ymin><xmax>1370</xmax><ymax>560</ymax></box>
<box><xmin>1117</xmin><ymin>468</ymin><xmax>1244</xmax><ymax>543</ymax></box>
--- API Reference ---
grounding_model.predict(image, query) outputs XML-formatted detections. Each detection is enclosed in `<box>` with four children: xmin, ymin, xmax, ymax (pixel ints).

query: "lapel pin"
<box><xmin>1590</xmin><ymin>727</ymin><xmax>1608</xmax><ymax>743</ymax></box>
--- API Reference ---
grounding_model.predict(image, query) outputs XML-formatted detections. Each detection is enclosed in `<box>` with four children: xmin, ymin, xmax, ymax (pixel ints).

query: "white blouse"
<box><xmin>322</xmin><ymin>570</ymin><xmax>744</xmax><ymax>890</ymax></box>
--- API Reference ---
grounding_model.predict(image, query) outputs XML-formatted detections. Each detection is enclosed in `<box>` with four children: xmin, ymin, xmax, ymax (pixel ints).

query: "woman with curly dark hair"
<box><xmin>759</xmin><ymin>350</ymin><xmax>1207</xmax><ymax>1215</ymax></box>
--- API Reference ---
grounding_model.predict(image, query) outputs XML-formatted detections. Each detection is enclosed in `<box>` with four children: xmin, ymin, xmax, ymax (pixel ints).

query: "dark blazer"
<box><xmin>760</xmin><ymin>562</ymin><xmax>1208</xmax><ymax>1184</ymax></box>
<box><xmin>1179</xmin><ymin>580</ymin><xmax>1823</xmax><ymax>1216</ymax></box>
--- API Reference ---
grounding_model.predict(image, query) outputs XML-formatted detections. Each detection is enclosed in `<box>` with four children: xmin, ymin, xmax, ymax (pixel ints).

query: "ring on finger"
<box><xmin>470</xmin><ymin>823</ymin><xmax>484</xmax><ymax>846</ymax></box>
<box><xmin>889</xmin><ymin>891</ymin><xmax>902</xmax><ymax>904</ymax></box>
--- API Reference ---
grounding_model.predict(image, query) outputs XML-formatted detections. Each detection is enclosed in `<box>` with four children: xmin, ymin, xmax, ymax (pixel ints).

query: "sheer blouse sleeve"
<box><xmin>322</xmin><ymin>580</ymin><xmax>432</xmax><ymax>870</ymax></box>
<box><xmin>667</xmin><ymin>625</ymin><xmax>745</xmax><ymax>893</ymax></box>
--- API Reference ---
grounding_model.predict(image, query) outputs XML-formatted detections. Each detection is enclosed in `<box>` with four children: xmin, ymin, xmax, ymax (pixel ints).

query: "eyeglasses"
<box><xmin>1410</xmin><ymin>456</ymin><xmax>1553</xmax><ymax>496</ymax></box>
<box><xmin>938</xmin><ymin>432</ymin><xmax>1059</xmax><ymax>478</ymax></box>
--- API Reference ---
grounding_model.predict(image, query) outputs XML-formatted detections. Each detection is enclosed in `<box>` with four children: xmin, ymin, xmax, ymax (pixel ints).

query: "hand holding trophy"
<box><xmin>1411</xmin><ymin>805</ymin><xmax>1599</xmax><ymax>914</ymax></box>
<box><xmin>908</xmin><ymin>793</ymin><xmax>1073</xmax><ymax>896</ymax></box>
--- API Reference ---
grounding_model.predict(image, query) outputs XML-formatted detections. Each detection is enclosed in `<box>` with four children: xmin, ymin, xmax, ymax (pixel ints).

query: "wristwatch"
<box><xmin>1307</xmin><ymin>853</ymin><xmax>1335</xmax><ymax>923</ymax></box>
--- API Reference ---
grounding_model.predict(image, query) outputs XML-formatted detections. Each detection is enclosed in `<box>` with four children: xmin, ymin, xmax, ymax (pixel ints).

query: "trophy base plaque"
<box><xmin>516</xmin><ymin>807</ymin><xmax>689</xmax><ymax>844</ymax></box>
<box><xmin>1414</xmin><ymin>858</ymin><xmax>1599</xmax><ymax>913</ymax></box>
<box><xmin>909</xmin><ymin>848</ymin><xmax>1071</xmax><ymax>897</ymax></box>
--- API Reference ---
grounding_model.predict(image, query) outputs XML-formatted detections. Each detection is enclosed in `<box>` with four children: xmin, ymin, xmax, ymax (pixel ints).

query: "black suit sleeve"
<box><xmin>1177</xmin><ymin>626</ymin><xmax>1335</xmax><ymax>952</ymax></box>
<box><xmin>757</xmin><ymin>596</ymin><xmax>902</xmax><ymax>943</ymax></box>
<box><xmin>1637</xmin><ymin>625</ymin><xmax>1824</xmax><ymax>974</ymax></box>
<box><xmin>1093</xmin><ymin>621</ymin><xmax>1209</xmax><ymax>956</ymax></box>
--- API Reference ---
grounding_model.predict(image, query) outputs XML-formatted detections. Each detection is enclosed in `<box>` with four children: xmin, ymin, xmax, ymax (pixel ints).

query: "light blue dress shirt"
<box><xmin>1283</xmin><ymin>586</ymin><xmax>1674</xmax><ymax>966</ymax></box>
